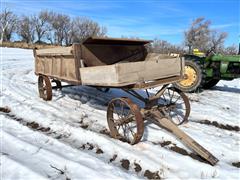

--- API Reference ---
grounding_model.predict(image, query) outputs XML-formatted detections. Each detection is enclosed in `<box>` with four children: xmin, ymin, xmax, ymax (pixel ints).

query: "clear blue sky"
<box><xmin>2</xmin><ymin>0</ymin><xmax>239</xmax><ymax>46</ymax></box>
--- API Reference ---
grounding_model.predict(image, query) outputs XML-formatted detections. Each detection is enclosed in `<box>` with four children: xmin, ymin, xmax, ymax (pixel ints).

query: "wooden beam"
<box><xmin>152</xmin><ymin>111</ymin><xmax>219</xmax><ymax>166</ymax></box>
<box><xmin>72</xmin><ymin>44</ymin><xmax>81</xmax><ymax>81</ymax></box>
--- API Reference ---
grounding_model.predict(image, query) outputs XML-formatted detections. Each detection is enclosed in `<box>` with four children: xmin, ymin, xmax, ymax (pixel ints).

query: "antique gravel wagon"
<box><xmin>34</xmin><ymin>37</ymin><xmax>218</xmax><ymax>165</ymax></box>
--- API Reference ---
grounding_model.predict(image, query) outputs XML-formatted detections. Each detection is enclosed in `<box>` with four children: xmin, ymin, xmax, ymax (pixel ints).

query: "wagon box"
<box><xmin>34</xmin><ymin>37</ymin><xmax>219</xmax><ymax>166</ymax></box>
<box><xmin>34</xmin><ymin>37</ymin><xmax>184</xmax><ymax>87</ymax></box>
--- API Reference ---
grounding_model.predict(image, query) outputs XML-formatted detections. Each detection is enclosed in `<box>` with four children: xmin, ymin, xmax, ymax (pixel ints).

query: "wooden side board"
<box><xmin>36</xmin><ymin>47</ymin><xmax>72</xmax><ymax>56</ymax></box>
<box><xmin>80</xmin><ymin>58</ymin><xmax>183</xmax><ymax>87</ymax></box>
<box><xmin>34</xmin><ymin>46</ymin><xmax>80</xmax><ymax>82</ymax></box>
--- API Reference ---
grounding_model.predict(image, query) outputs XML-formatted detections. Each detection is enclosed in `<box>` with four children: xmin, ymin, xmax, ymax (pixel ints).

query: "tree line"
<box><xmin>0</xmin><ymin>8</ymin><xmax>238</xmax><ymax>54</ymax></box>
<box><xmin>0</xmin><ymin>8</ymin><xmax>107</xmax><ymax>45</ymax></box>
<box><xmin>151</xmin><ymin>17</ymin><xmax>238</xmax><ymax>55</ymax></box>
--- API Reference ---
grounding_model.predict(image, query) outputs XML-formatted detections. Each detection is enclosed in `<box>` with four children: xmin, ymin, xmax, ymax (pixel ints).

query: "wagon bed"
<box><xmin>34</xmin><ymin>37</ymin><xmax>184</xmax><ymax>88</ymax></box>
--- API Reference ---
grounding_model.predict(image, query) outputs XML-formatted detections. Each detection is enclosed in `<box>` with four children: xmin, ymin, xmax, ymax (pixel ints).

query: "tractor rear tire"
<box><xmin>174</xmin><ymin>60</ymin><xmax>203</xmax><ymax>92</ymax></box>
<box><xmin>202</xmin><ymin>79</ymin><xmax>220</xmax><ymax>89</ymax></box>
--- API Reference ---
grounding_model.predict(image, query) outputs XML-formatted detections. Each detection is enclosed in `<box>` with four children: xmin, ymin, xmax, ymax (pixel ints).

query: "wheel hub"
<box><xmin>179</xmin><ymin>65</ymin><xmax>197</xmax><ymax>87</ymax></box>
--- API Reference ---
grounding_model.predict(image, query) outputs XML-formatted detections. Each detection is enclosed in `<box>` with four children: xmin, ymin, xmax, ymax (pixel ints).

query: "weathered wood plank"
<box><xmin>72</xmin><ymin>44</ymin><xmax>81</xmax><ymax>81</ymax></box>
<box><xmin>36</xmin><ymin>47</ymin><xmax>72</xmax><ymax>56</ymax></box>
<box><xmin>80</xmin><ymin>58</ymin><xmax>183</xmax><ymax>87</ymax></box>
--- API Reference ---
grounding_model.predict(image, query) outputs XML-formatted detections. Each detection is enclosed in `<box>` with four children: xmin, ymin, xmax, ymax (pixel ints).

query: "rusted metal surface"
<box><xmin>124</xmin><ymin>86</ymin><xmax>190</xmax><ymax>125</ymax></box>
<box><xmin>38</xmin><ymin>75</ymin><xmax>52</xmax><ymax>101</ymax></box>
<box><xmin>117</xmin><ymin>87</ymin><xmax>219</xmax><ymax>165</ymax></box>
<box><xmin>107</xmin><ymin>97</ymin><xmax>144</xmax><ymax>145</ymax></box>
<box><xmin>51</xmin><ymin>79</ymin><xmax>62</xmax><ymax>90</ymax></box>
<box><xmin>158</xmin><ymin>87</ymin><xmax>190</xmax><ymax>125</ymax></box>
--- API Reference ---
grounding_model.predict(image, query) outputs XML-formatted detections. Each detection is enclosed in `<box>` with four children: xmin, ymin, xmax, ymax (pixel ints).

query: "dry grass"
<box><xmin>0</xmin><ymin>42</ymin><xmax>60</xmax><ymax>49</ymax></box>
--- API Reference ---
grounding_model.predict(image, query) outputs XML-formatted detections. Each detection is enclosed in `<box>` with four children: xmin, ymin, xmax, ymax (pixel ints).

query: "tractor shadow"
<box><xmin>211</xmin><ymin>85</ymin><xmax>240</xmax><ymax>93</ymax></box>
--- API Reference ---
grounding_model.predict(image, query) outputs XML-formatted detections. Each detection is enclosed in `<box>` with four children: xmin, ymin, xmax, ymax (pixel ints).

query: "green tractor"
<box><xmin>174</xmin><ymin>49</ymin><xmax>240</xmax><ymax>92</ymax></box>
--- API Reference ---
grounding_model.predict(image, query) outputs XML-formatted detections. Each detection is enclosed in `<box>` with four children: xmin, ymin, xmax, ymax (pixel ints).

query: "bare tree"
<box><xmin>33</xmin><ymin>10</ymin><xmax>50</xmax><ymax>43</ymax></box>
<box><xmin>17</xmin><ymin>15</ymin><xmax>35</xmax><ymax>43</ymax></box>
<box><xmin>0</xmin><ymin>8</ymin><xmax>17</xmax><ymax>42</ymax></box>
<box><xmin>184</xmin><ymin>17</ymin><xmax>211</xmax><ymax>53</ymax></box>
<box><xmin>150</xmin><ymin>38</ymin><xmax>184</xmax><ymax>54</ymax></box>
<box><xmin>151</xmin><ymin>39</ymin><xmax>171</xmax><ymax>53</ymax></box>
<box><xmin>48</xmin><ymin>12</ymin><xmax>71</xmax><ymax>45</ymax></box>
<box><xmin>209</xmin><ymin>30</ymin><xmax>228</xmax><ymax>53</ymax></box>
<box><xmin>64</xmin><ymin>21</ymin><xmax>74</xmax><ymax>45</ymax></box>
<box><xmin>72</xmin><ymin>17</ymin><xmax>107</xmax><ymax>43</ymax></box>
<box><xmin>221</xmin><ymin>44</ymin><xmax>238</xmax><ymax>55</ymax></box>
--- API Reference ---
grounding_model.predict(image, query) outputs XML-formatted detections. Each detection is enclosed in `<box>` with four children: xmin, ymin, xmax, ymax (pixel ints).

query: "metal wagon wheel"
<box><xmin>158</xmin><ymin>87</ymin><xmax>190</xmax><ymax>125</ymax></box>
<box><xmin>38</xmin><ymin>75</ymin><xmax>52</xmax><ymax>101</ymax></box>
<box><xmin>52</xmin><ymin>79</ymin><xmax>62</xmax><ymax>90</ymax></box>
<box><xmin>107</xmin><ymin>97</ymin><xmax>144</xmax><ymax>145</ymax></box>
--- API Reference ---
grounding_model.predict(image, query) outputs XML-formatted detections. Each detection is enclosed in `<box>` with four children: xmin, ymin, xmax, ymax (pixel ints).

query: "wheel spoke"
<box><xmin>159</xmin><ymin>88</ymin><xmax>190</xmax><ymax>125</ymax></box>
<box><xmin>173</xmin><ymin>95</ymin><xmax>181</xmax><ymax>104</ymax></box>
<box><xmin>170</xmin><ymin>90</ymin><xmax>175</xmax><ymax>103</ymax></box>
<box><xmin>107</xmin><ymin>98</ymin><xmax>143</xmax><ymax>145</ymax></box>
<box><xmin>162</xmin><ymin>93</ymin><xmax>167</xmax><ymax>103</ymax></box>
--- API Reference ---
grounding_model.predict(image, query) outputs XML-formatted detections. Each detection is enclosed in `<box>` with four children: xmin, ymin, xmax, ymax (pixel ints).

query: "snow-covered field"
<box><xmin>1</xmin><ymin>47</ymin><xmax>239</xmax><ymax>179</ymax></box>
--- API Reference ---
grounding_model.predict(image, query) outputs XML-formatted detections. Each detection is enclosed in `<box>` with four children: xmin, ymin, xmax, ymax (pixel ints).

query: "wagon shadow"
<box><xmin>58</xmin><ymin>85</ymin><xmax>192</xmax><ymax>148</ymax></box>
<box><xmin>58</xmin><ymin>86</ymin><xmax>151</xmax><ymax>111</ymax></box>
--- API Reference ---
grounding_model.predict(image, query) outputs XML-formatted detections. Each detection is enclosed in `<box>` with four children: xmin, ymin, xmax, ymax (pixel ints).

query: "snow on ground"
<box><xmin>0</xmin><ymin>47</ymin><xmax>240</xmax><ymax>179</ymax></box>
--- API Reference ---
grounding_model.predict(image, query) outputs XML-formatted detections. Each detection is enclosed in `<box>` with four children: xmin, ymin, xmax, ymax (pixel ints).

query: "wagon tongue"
<box><xmin>152</xmin><ymin>111</ymin><xmax>219</xmax><ymax>166</ymax></box>
<box><xmin>82</xmin><ymin>37</ymin><xmax>152</xmax><ymax>45</ymax></box>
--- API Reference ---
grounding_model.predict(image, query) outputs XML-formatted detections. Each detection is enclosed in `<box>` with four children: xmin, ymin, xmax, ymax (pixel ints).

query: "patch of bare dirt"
<box><xmin>120</xmin><ymin>159</ymin><xmax>130</xmax><ymax>170</ymax></box>
<box><xmin>80</xmin><ymin>124</ymin><xmax>89</xmax><ymax>129</ymax></box>
<box><xmin>153</xmin><ymin>141</ymin><xmax>172</xmax><ymax>147</ymax></box>
<box><xmin>109</xmin><ymin>154</ymin><xmax>117</xmax><ymax>163</ymax></box>
<box><xmin>170</xmin><ymin>146</ymin><xmax>188</xmax><ymax>156</ymax></box>
<box><xmin>0</xmin><ymin>108</ymin><xmax>52</xmax><ymax>133</ymax></box>
<box><xmin>153</xmin><ymin>141</ymin><xmax>207</xmax><ymax>164</ymax></box>
<box><xmin>232</xmin><ymin>162</ymin><xmax>240</xmax><ymax>168</ymax></box>
<box><xmin>26</xmin><ymin>122</ymin><xmax>39</xmax><ymax>129</ymax></box>
<box><xmin>144</xmin><ymin>170</ymin><xmax>161</xmax><ymax>179</ymax></box>
<box><xmin>87</xmin><ymin>143</ymin><xmax>94</xmax><ymax>150</ymax></box>
<box><xmin>0</xmin><ymin>106</ymin><xmax>11</xmax><ymax>113</ymax></box>
<box><xmin>2</xmin><ymin>107</ymin><xmax>162</xmax><ymax>179</ymax></box>
<box><xmin>96</xmin><ymin>148</ymin><xmax>104</xmax><ymax>154</ymax></box>
<box><xmin>99</xmin><ymin>128</ymin><xmax>111</xmax><ymax>136</ymax></box>
<box><xmin>134</xmin><ymin>162</ymin><xmax>142</xmax><ymax>173</ymax></box>
<box><xmin>196</xmin><ymin>120</ymin><xmax>239</xmax><ymax>132</ymax></box>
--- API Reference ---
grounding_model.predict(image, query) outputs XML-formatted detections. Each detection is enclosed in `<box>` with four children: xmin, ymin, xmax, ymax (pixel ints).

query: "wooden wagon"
<box><xmin>34</xmin><ymin>37</ymin><xmax>218</xmax><ymax>165</ymax></box>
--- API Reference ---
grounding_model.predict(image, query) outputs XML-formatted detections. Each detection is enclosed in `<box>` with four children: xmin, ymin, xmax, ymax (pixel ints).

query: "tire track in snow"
<box><xmin>2</xmin><ymin>121</ymin><xmax>133</xmax><ymax>180</ymax></box>
<box><xmin>1</xmin><ymin>108</ymin><xmax>166</xmax><ymax>179</ymax></box>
